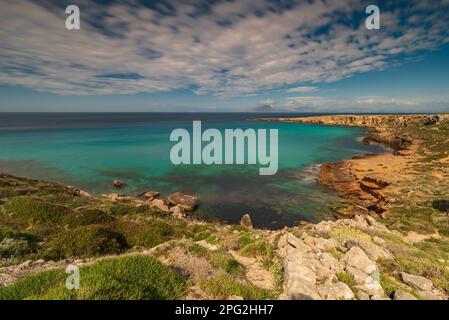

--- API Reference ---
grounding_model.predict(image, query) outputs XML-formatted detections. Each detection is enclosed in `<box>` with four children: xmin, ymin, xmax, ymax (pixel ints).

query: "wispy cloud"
<box><xmin>0</xmin><ymin>0</ymin><xmax>449</xmax><ymax>97</ymax></box>
<box><xmin>286</xmin><ymin>86</ymin><xmax>318</xmax><ymax>93</ymax></box>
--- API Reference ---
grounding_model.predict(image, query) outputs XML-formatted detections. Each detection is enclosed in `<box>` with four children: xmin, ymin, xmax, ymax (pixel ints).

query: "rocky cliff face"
<box><xmin>263</xmin><ymin>114</ymin><xmax>449</xmax><ymax>128</ymax></box>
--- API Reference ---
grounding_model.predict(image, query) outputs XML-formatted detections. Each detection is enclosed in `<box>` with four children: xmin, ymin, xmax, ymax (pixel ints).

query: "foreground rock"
<box><xmin>400</xmin><ymin>272</ymin><xmax>433</xmax><ymax>292</ymax></box>
<box><xmin>168</xmin><ymin>192</ymin><xmax>199</xmax><ymax>211</ymax></box>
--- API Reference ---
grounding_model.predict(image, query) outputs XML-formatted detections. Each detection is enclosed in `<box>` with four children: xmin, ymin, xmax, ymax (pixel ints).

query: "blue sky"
<box><xmin>1</xmin><ymin>0</ymin><xmax>449</xmax><ymax>112</ymax></box>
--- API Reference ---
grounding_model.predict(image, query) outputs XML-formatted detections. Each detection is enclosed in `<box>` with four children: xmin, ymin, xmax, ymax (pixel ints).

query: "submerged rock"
<box><xmin>113</xmin><ymin>180</ymin><xmax>125</xmax><ymax>188</ymax></box>
<box><xmin>167</xmin><ymin>192</ymin><xmax>199</xmax><ymax>211</ymax></box>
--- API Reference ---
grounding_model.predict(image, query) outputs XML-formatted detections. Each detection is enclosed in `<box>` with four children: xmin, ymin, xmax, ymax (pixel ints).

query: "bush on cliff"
<box><xmin>64</xmin><ymin>209</ymin><xmax>115</xmax><ymax>227</ymax></box>
<box><xmin>46</xmin><ymin>225</ymin><xmax>126</xmax><ymax>259</ymax></box>
<box><xmin>0</xmin><ymin>255</ymin><xmax>186</xmax><ymax>300</ymax></box>
<box><xmin>0</xmin><ymin>227</ymin><xmax>40</xmax><ymax>259</ymax></box>
<box><xmin>4</xmin><ymin>197</ymin><xmax>71</xmax><ymax>226</ymax></box>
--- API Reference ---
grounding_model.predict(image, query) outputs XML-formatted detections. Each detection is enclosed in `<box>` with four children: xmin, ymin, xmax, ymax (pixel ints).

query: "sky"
<box><xmin>1</xmin><ymin>0</ymin><xmax>449</xmax><ymax>113</ymax></box>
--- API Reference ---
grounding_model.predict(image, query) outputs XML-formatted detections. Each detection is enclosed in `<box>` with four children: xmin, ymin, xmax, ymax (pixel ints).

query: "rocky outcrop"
<box><xmin>363</xmin><ymin>128</ymin><xmax>412</xmax><ymax>151</ymax></box>
<box><xmin>320</xmin><ymin>160</ymin><xmax>390</xmax><ymax>216</ymax></box>
<box><xmin>167</xmin><ymin>192</ymin><xmax>199</xmax><ymax>211</ymax></box>
<box><xmin>277</xmin><ymin>215</ymin><xmax>448</xmax><ymax>300</ymax></box>
<box><xmin>137</xmin><ymin>191</ymin><xmax>160</xmax><ymax>201</ymax></box>
<box><xmin>260</xmin><ymin>114</ymin><xmax>449</xmax><ymax>128</ymax></box>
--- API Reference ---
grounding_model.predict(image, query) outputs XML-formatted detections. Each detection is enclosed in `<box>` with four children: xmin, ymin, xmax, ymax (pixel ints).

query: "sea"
<box><xmin>0</xmin><ymin>112</ymin><xmax>385</xmax><ymax>228</ymax></box>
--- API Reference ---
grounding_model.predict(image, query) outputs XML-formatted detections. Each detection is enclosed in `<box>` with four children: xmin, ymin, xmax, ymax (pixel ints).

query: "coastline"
<box><xmin>1</xmin><ymin>114</ymin><xmax>449</xmax><ymax>300</ymax></box>
<box><xmin>260</xmin><ymin>114</ymin><xmax>449</xmax><ymax>218</ymax></box>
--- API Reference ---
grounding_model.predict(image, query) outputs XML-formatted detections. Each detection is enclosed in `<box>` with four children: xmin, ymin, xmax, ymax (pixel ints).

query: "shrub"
<box><xmin>113</xmin><ymin>221</ymin><xmax>165</xmax><ymax>248</ymax></box>
<box><xmin>201</xmin><ymin>273</ymin><xmax>274</xmax><ymax>299</ymax></box>
<box><xmin>64</xmin><ymin>209</ymin><xmax>115</xmax><ymax>227</ymax></box>
<box><xmin>239</xmin><ymin>240</ymin><xmax>273</xmax><ymax>258</ymax></box>
<box><xmin>0</xmin><ymin>238</ymin><xmax>29</xmax><ymax>258</ymax></box>
<box><xmin>0</xmin><ymin>256</ymin><xmax>186</xmax><ymax>300</ymax></box>
<box><xmin>47</xmin><ymin>225</ymin><xmax>126</xmax><ymax>259</ymax></box>
<box><xmin>208</xmin><ymin>251</ymin><xmax>244</xmax><ymax>276</ymax></box>
<box><xmin>335</xmin><ymin>272</ymin><xmax>356</xmax><ymax>288</ymax></box>
<box><xmin>4</xmin><ymin>197</ymin><xmax>71</xmax><ymax>226</ymax></box>
<box><xmin>0</xmin><ymin>269</ymin><xmax>66</xmax><ymax>300</ymax></box>
<box><xmin>329</xmin><ymin>227</ymin><xmax>372</xmax><ymax>244</ymax></box>
<box><xmin>432</xmin><ymin>199</ymin><xmax>449</xmax><ymax>213</ymax></box>
<box><xmin>0</xmin><ymin>227</ymin><xmax>39</xmax><ymax>258</ymax></box>
<box><xmin>109</xmin><ymin>204</ymin><xmax>157</xmax><ymax>216</ymax></box>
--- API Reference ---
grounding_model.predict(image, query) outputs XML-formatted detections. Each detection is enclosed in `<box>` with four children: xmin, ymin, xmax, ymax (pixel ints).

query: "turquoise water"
<box><xmin>0</xmin><ymin>113</ymin><xmax>384</xmax><ymax>228</ymax></box>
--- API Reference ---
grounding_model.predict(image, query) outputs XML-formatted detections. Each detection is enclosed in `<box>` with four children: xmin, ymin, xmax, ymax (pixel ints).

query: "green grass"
<box><xmin>335</xmin><ymin>272</ymin><xmax>356</xmax><ymax>288</ymax></box>
<box><xmin>208</xmin><ymin>251</ymin><xmax>244</xmax><ymax>276</ymax></box>
<box><xmin>0</xmin><ymin>255</ymin><xmax>186</xmax><ymax>300</ymax></box>
<box><xmin>0</xmin><ymin>227</ymin><xmax>40</xmax><ymax>259</ymax></box>
<box><xmin>200</xmin><ymin>273</ymin><xmax>274</xmax><ymax>300</ymax></box>
<box><xmin>4</xmin><ymin>197</ymin><xmax>71</xmax><ymax>226</ymax></box>
<box><xmin>64</xmin><ymin>209</ymin><xmax>115</xmax><ymax>227</ymax></box>
<box><xmin>46</xmin><ymin>225</ymin><xmax>126</xmax><ymax>259</ymax></box>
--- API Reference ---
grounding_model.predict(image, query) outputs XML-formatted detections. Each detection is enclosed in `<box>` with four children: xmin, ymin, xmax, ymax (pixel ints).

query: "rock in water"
<box><xmin>167</xmin><ymin>192</ymin><xmax>199</xmax><ymax>211</ymax></box>
<box><xmin>113</xmin><ymin>180</ymin><xmax>125</xmax><ymax>188</ymax></box>
<box><xmin>240</xmin><ymin>213</ymin><xmax>253</xmax><ymax>229</ymax></box>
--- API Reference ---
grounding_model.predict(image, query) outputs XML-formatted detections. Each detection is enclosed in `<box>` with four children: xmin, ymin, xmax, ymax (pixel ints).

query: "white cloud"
<box><xmin>286</xmin><ymin>86</ymin><xmax>318</xmax><ymax>93</ymax></box>
<box><xmin>0</xmin><ymin>0</ymin><xmax>448</xmax><ymax>97</ymax></box>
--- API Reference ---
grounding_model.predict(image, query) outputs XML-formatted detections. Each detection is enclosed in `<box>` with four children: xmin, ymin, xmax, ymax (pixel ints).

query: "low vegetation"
<box><xmin>0</xmin><ymin>255</ymin><xmax>186</xmax><ymax>300</ymax></box>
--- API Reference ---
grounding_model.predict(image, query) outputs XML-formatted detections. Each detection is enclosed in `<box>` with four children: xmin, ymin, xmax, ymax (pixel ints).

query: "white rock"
<box><xmin>317</xmin><ymin>282</ymin><xmax>354</xmax><ymax>300</ymax></box>
<box><xmin>341</xmin><ymin>246</ymin><xmax>378</xmax><ymax>275</ymax></box>
<box><xmin>400</xmin><ymin>272</ymin><xmax>433</xmax><ymax>291</ymax></box>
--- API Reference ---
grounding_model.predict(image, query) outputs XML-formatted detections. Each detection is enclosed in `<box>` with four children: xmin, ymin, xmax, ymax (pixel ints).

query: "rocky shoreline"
<box><xmin>1</xmin><ymin>114</ymin><xmax>449</xmax><ymax>300</ymax></box>
<box><xmin>262</xmin><ymin>114</ymin><xmax>449</xmax><ymax>217</ymax></box>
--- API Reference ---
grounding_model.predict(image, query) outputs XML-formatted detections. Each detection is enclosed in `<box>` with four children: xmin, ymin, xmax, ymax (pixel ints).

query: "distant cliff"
<box><xmin>260</xmin><ymin>114</ymin><xmax>449</xmax><ymax>128</ymax></box>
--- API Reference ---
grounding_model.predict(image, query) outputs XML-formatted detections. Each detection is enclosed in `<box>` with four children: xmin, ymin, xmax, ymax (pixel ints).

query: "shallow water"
<box><xmin>0</xmin><ymin>113</ymin><xmax>385</xmax><ymax>228</ymax></box>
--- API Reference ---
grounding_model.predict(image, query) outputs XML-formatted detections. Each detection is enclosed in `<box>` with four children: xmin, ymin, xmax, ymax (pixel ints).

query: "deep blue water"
<box><xmin>0</xmin><ymin>113</ymin><xmax>385</xmax><ymax>228</ymax></box>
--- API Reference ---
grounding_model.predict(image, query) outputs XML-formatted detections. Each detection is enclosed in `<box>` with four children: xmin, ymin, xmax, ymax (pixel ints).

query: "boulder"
<box><xmin>400</xmin><ymin>272</ymin><xmax>433</xmax><ymax>291</ymax></box>
<box><xmin>303</xmin><ymin>235</ymin><xmax>337</xmax><ymax>253</ymax></box>
<box><xmin>317</xmin><ymin>282</ymin><xmax>354</xmax><ymax>300</ymax></box>
<box><xmin>345</xmin><ymin>266</ymin><xmax>371</xmax><ymax>285</ymax></box>
<box><xmin>171</xmin><ymin>205</ymin><xmax>186</xmax><ymax>219</ymax></box>
<box><xmin>113</xmin><ymin>180</ymin><xmax>125</xmax><ymax>188</ymax></box>
<box><xmin>343</xmin><ymin>239</ymin><xmax>393</xmax><ymax>261</ymax></box>
<box><xmin>167</xmin><ymin>192</ymin><xmax>199</xmax><ymax>211</ymax></box>
<box><xmin>150</xmin><ymin>199</ymin><xmax>171</xmax><ymax>213</ymax></box>
<box><xmin>285</xmin><ymin>278</ymin><xmax>321</xmax><ymax>300</ymax></box>
<box><xmin>138</xmin><ymin>191</ymin><xmax>160</xmax><ymax>201</ymax></box>
<box><xmin>341</xmin><ymin>246</ymin><xmax>378</xmax><ymax>275</ymax></box>
<box><xmin>240</xmin><ymin>213</ymin><xmax>253</xmax><ymax>229</ymax></box>
<box><xmin>393</xmin><ymin>290</ymin><xmax>417</xmax><ymax>300</ymax></box>
<box><xmin>356</xmin><ymin>291</ymin><xmax>370</xmax><ymax>300</ymax></box>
